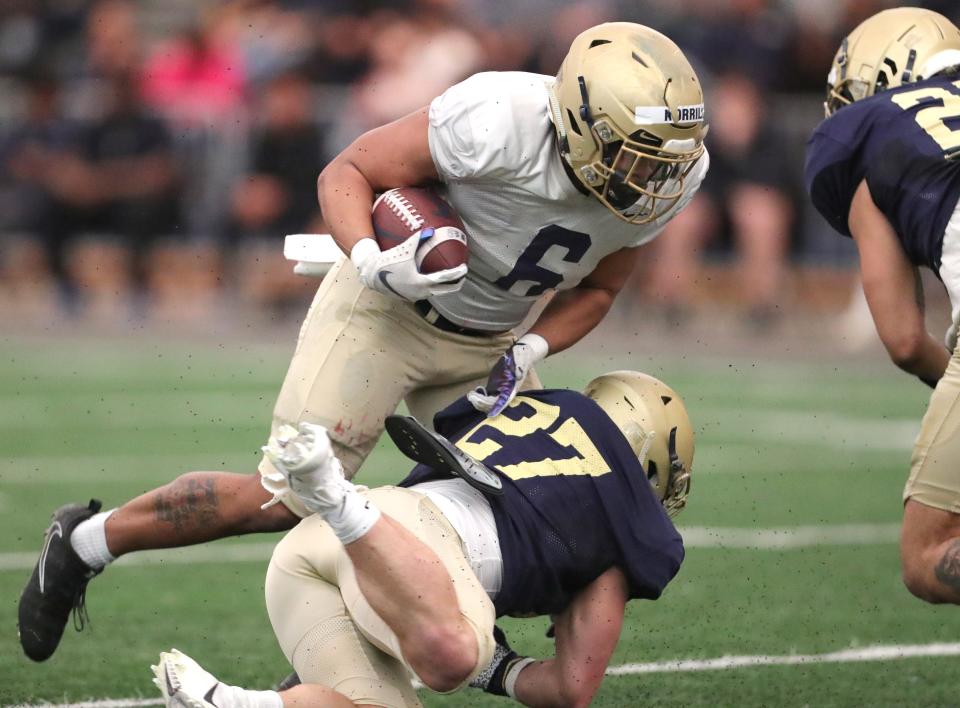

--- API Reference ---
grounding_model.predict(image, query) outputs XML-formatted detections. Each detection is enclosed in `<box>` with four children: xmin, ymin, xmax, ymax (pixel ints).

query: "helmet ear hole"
<box><xmin>566</xmin><ymin>109</ymin><xmax>583</xmax><ymax>136</ymax></box>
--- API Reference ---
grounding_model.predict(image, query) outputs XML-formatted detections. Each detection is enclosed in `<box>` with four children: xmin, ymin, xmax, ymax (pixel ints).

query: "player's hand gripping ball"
<box><xmin>351</xmin><ymin>187</ymin><xmax>469</xmax><ymax>302</ymax></box>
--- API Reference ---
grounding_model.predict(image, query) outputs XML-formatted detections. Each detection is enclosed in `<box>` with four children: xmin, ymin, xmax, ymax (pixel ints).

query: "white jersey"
<box><xmin>426</xmin><ymin>71</ymin><xmax>709</xmax><ymax>331</ymax></box>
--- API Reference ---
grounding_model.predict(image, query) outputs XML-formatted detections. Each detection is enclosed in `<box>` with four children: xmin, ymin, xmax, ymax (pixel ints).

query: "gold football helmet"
<box><xmin>548</xmin><ymin>22</ymin><xmax>707</xmax><ymax>224</ymax></box>
<box><xmin>583</xmin><ymin>371</ymin><xmax>693</xmax><ymax>517</ymax></box>
<box><xmin>825</xmin><ymin>7</ymin><xmax>960</xmax><ymax>116</ymax></box>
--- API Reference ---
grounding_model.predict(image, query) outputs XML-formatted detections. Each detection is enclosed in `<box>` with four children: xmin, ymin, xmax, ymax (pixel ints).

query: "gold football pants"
<box><xmin>264</xmin><ymin>486</ymin><xmax>496</xmax><ymax>707</ymax></box>
<box><xmin>258</xmin><ymin>257</ymin><xmax>539</xmax><ymax>517</ymax></box>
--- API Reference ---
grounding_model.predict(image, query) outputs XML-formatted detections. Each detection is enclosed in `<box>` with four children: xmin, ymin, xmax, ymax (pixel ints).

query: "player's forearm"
<box><xmin>529</xmin><ymin>286</ymin><xmax>616</xmax><ymax>355</ymax></box>
<box><xmin>316</xmin><ymin>158</ymin><xmax>377</xmax><ymax>256</ymax></box>
<box><xmin>512</xmin><ymin>658</ymin><xmax>600</xmax><ymax>708</ymax></box>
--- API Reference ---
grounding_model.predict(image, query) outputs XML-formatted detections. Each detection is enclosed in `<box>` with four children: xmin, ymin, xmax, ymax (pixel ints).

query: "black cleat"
<box><xmin>385</xmin><ymin>415</ymin><xmax>503</xmax><ymax>495</ymax></box>
<box><xmin>18</xmin><ymin>499</ymin><xmax>103</xmax><ymax>661</ymax></box>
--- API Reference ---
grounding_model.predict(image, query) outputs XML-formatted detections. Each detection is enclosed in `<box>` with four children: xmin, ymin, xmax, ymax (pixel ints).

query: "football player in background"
<box><xmin>20</xmin><ymin>22</ymin><xmax>709</xmax><ymax>661</ymax></box>
<box><xmin>152</xmin><ymin>371</ymin><xmax>693</xmax><ymax>707</ymax></box>
<box><xmin>806</xmin><ymin>7</ymin><xmax>960</xmax><ymax>604</ymax></box>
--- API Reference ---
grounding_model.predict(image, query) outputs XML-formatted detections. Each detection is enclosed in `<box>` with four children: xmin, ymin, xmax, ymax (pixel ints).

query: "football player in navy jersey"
<box><xmin>152</xmin><ymin>371</ymin><xmax>693</xmax><ymax>708</ymax></box>
<box><xmin>805</xmin><ymin>7</ymin><xmax>960</xmax><ymax>605</ymax></box>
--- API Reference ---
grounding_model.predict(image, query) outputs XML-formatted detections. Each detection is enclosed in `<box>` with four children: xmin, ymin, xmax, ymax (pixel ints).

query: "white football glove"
<box><xmin>468</xmin><ymin>334</ymin><xmax>549</xmax><ymax>417</ymax></box>
<box><xmin>261</xmin><ymin>422</ymin><xmax>350</xmax><ymax>514</ymax></box>
<box><xmin>351</xmin><ymin>236</ymin><xmax>467</xmax><ymax>302</ymax></box>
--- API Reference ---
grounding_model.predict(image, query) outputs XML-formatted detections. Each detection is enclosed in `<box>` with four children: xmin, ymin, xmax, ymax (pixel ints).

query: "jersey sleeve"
<box><xmin>428</xmin><ymin>72</ymin><xmax>526</xmax><ymax>182</ymax></box>
<box><xmin>804</xmin><ymin>126</ymin><xmax>859</xmax><ymax>237</ymax></box>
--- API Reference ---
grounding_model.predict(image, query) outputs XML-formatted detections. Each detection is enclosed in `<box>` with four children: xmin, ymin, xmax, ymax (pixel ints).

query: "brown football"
<box><xmin>371</xmin><ymin>187</ymin><xmax>469</xmax><ymax>274</ymax></box>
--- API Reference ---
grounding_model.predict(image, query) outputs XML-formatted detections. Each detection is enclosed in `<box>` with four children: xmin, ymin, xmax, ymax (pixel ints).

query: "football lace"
<box><xmin>384</xmin><ymin>191</ymin><xmax>424</xmax><ymax>232</ymax></box>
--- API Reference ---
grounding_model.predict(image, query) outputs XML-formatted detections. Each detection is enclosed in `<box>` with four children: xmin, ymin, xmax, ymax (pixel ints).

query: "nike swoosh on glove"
<box><xmin>468</xmin><ymin>334</ymin><xmax>549</xmax><ymax>417</ymax></box>
<box><xmin>351</xmin><ymin>235</ymin><xmax>466</xmax><ymax>302</ymax></box>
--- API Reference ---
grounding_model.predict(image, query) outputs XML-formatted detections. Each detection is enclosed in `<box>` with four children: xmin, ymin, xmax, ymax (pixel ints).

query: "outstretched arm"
<box><xmin>849</xmin><ymin>179</ymin><xmax>949</xmax><ymax>386</ymax></box>
<box><xmin>512</xmin><ymin>567</ymin><xmax>629</xmax><ymax>707</ymax></box>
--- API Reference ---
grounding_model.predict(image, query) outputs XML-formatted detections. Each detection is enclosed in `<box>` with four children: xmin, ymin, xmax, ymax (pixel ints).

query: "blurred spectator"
<box><xmin>229</xmin><ymin>70</ymin><xmax>325</xmax><ymax>241</ymax></box>
<box><xmin>85</xmin><ymin>0</ymin><xmax>140</xmax><ymax>76</ymax></box>
<box><xmin>38</xmin><ymin>72</ymin><xmax>180</xmax><ymax>313</ymax></box>
<box><xmin>141</xmin><ymin>6</ymin><xmax>246</xmax><ymax>128</ymax></box>
<box><xmin>645</xmin><ymin>71</ymin><xmax>795</xmax><ymax>328</ymax></box>
<box><xmin>328</xmin><ymin>1</ymin><xmax>484</xmax><ymax>150</ymax></box>
<box><xmin>1</xmin><ymin>71</ymin><xmax>76</xmax><ymax>235</ymax></box>
<box><xmin>304</xmin><ymin>11</ymin><xmax>374</xmax><ymax>86</ymax></box>
<box><xmin>1</xmin><ymin>70</ymin><xmax>81</xmax><ymax>309</ymax></box>
<box><xmin>661</xmin><ymin>0</ymin><xmax>793</xmax><ymax>88</ymax></box>
<box><xmin>228</xmin><ymin>69</ymin><xmax>326</xmax><ymax>315</ymax></box>
<box><xmin>1</xmin><ymin>0</ymin><xmax>937</xmax><ymax>323</ymax></box>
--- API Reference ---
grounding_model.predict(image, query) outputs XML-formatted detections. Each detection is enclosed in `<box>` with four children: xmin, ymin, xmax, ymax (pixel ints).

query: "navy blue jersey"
<box><xmin>398</xmin><ymin>390</ymin><xmax>684</xmax><ymax>617</ymax></box>
<box><xmin>805</xmin><ymin>75</ymin><xmax>960</xmax><ymax>271</ymax></box>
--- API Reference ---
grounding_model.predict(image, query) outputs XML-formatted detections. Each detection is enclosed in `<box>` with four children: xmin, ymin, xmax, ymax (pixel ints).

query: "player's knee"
<box><xmin>410</xmin><ymin>624</ymin><xmax>478</xmax><ymax>693</ymax></box>
<box><xmin>901</xmin><ymin>547</ymin><xmax>948</xmax><ymax>604</ymax></box>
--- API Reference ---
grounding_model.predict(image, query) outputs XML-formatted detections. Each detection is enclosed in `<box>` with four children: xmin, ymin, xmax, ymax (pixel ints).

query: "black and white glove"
<box><xmin>469</xmin><ymin>626</ymin><xmax>534</xmax><ymax>698</ymax></box>
<box><xmin>351</xmin><ymin>236</ymin><xmax>466</xmax><ymax>302</ymax></box>
<box><xmin>468</xmin><ymin>334</ymin><xmax>549</xmax><ymax>417</ymax></box>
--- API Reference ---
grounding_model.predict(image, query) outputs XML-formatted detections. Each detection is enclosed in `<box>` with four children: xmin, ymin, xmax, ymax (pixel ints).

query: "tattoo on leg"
<box><xmin>934</xmin><ymin>539</ymin><xmax>960</xmax><ymax>596</ymax></box>
<box><xmin>153</xmin><ymin>477</ymin><xmax>219</xmax><ymax>535</ymax></box>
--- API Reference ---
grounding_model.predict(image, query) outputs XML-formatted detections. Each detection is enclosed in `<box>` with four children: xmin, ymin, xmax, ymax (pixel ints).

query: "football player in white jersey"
<box><xmin>19</xmin><ymin>22</ymin><xmax>709</xmax><ymax>663</ymax></box>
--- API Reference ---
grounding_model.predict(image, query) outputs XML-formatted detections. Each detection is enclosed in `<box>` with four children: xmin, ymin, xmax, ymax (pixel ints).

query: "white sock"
<box><xmin>212</xmin><ymin>683</ymin><xmax>283</xmax><ymax>708</ymax></box>
<box><xmin>323</xmin><ymin>488</ymin><xmax>381</xmax><ymax>545</ymax></box>
<box><xmin>70</xmin><ymin>509</ymin><xmax>117</xmax><ymax>570</ymax></box>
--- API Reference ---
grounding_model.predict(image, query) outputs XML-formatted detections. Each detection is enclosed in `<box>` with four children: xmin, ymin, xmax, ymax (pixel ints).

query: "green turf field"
<box><xmin>1</xmin><ymin>332</ymin><xmax>955</xmax><ymax>707</ymax></box>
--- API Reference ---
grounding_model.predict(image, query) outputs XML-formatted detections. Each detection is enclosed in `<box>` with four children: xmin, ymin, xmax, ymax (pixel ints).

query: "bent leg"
<box><xmin>341</xmin><ymin>488</ymin><xmax>495</xmax><ymax>693</ymax></box>
<box><xmin>901</xmin><ymin>348</ymin><xmax>960</xmax><ymax>603</ymax></box>
<box><xmin>266</xmin><ymin>519</ymin><xmax>423</xmax><ymax>707</ymax></box>
<box><xmin>105</xmin><ymin>472</ymin><xmax>297</xmax><ymax>557</ymax></box>
<box><xmin>268</xmin><ymin>487</ymin><xmax>495</xmax><ymax>695</ymax></box>
<box><xmin>265</xmin><ymin>258</ymin><xmax>422</xmax><ymax>486</ymax></box>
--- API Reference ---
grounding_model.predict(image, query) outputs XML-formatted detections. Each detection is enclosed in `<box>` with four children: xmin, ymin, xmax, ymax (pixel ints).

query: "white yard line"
<box><xmin>10</xmin><ymin>700</ymin><xmax>162</xmax><ymax>708</ymax></box>
<box><xmin>0</xmin><ymin>523</ymin><xmax>903</xmax><ymax>572</ymax></box>
<box><xmin>0</xmin><ymin>541</ymin><xmax>278</xmax><ymax>572</ymax></box>
<box><xmin>607</xmin><ymin>642</ymin><xmax>960</xmax><ymax>674</ymax></box>
<box><xmin>12</xmin><ymin>642</ymin><xmax>960</xmax><ymax>707</ymax></box>
<box><xmin>680</xmin><ymin>523</ymin><xmax>902</xmax><ymax>549</ymax></box>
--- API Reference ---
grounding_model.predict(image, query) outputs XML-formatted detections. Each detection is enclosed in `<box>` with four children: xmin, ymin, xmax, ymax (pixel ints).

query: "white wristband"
<box><xmin>350</xmin><ymin>238</ymin><xmax>380</xmax><ymax>270</ymax></box>
<box><xmin>504</xmin><ymin>657</ymin><xmax>535</xmax><ymax>700</ymax></box>
<box><xmin>517</xmin><ymin>333</ymin><xmax>549</xmax><ymax>363</ymax></box>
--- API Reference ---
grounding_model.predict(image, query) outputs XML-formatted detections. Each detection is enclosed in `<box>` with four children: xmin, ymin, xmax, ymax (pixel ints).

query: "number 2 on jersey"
<box><xmin>890</xmin><ymin>79</ymin><xmax>960</xmax><ymax>153</ymax></box>
<box><xmin>455</xmin><ymin>397</ymin><xmax>610</xmax><ymax>480</ymax></box>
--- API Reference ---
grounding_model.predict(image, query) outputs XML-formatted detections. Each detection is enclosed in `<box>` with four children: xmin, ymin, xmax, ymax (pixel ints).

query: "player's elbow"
<box><xmin>884</xmin><ymin>330</ymin><xmax>927</xmax><ymax>372</ymax></box>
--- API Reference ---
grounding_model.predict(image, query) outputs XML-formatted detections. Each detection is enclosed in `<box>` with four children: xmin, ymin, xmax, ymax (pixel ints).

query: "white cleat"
<box><xmin>152</xmin><ymin>648</ymin><xmax>221</xmax><ymax>708</ymax></box>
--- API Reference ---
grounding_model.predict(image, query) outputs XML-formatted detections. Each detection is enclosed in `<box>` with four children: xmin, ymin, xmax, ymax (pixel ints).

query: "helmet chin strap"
<box><xmin>546</xmin><ymin>82</ymin><xmax>571</xmax><ymax>156</ymax></box>
<box><xmin>577</xmin><ymin>75</ymin><xmax>595</xmax><ymax>130</ymax></box>
<box><xmin>901</xmin><ymin>48</ymin><xmax>918</xmax><ymax>84</ymax></box>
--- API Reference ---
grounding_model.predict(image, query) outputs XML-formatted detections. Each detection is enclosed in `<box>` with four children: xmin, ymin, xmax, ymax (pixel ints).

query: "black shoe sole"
<box><xmin>384</xmin><ymin>415</ymin><xmax>502</xmax><ymax>495</ymax></box>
